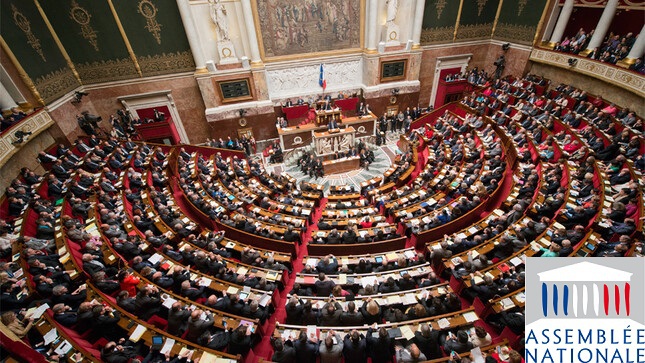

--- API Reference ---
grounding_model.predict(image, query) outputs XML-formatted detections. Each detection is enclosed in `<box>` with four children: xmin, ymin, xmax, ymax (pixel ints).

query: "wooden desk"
<box><xmin>278</xmin><ymin>114</ymin><xmax>377</xmax><ymax>150</ymax></box>
<box><xmin>322</xmin><ymin>156</ymin><xmax>360</xmax><ymax>175</ymax></box>
<box><xmin>275</xmin><ymin>307</ymin><xmax>478</xmax><ymax>339</ymax></box>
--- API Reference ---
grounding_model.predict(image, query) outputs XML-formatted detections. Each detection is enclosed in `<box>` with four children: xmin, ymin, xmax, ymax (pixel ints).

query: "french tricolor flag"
<box><xmin>319</xmin><ymin>64</ymin><xmax>326</xmax><ymax>91</ymax></box>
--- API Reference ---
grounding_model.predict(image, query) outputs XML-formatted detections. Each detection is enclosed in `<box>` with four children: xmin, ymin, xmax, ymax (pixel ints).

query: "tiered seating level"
<box><xmin>3</xmin><ymin>73</ymin><xmax>643</xmax><ymax>361</ymax></box>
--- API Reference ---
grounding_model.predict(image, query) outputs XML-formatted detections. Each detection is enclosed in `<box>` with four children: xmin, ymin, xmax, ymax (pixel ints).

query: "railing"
<box><xmin>0</xmin><ymin>110</ymin><xmax>54</xmax><ymax>168</ymax></box>
<box><xmin>530</xmin><ymin>48</ymin><xmax>645</xmax><ymax>97</ymax></box>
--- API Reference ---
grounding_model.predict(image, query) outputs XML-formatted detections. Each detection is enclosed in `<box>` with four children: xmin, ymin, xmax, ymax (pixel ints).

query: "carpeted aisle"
<box><xmin>250</xmin><ymin>198</ymin><xmax>328</xmax><ymax>361</ymax></box>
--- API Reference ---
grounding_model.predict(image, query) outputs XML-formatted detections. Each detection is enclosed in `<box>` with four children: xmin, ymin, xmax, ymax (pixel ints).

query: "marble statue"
<box><xmin>386</xmin><ymin>0</ymin><xmax>398</xmax><ymax>23</ymax></box>
<box><xmin>209</xmin><ymin>0</ymin><xmax>230</xmax><ymax>41</ymax></box>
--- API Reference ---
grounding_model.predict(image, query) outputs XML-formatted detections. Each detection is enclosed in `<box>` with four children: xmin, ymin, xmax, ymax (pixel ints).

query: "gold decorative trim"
<box><xmin>75</xmin><ymin>58</ymin><xmax>139</xmax><ymax>84</ymax></box>
<box><xmin>11</xmin><ymin>4</ymin><xmax>46</xmax><ymax>62</ymax></box>
<box><xmin>517</xmin><ymin>0</ymin><xmax>528</xmax><ymax>16</ymax></box>
<box><xmin>477</xmin><ymin>0</ymin><xmax>489</xmax><ymax>16</ymax></box>
<box><xmin>436</xmin><ymin>0</ymin><xmax>447</xmax><ymax>19</ymax></box>
<box><xmin>454</xmin><ymin>0</ymin><xmax>465</xmax><ymax>41</ymax></box>
<box><xmin>491</xmin><ymin>0</ymin><xmax>504</xmax><ymax>37</ymax></box>
<box><xmin>107</xmin><ymin>0</ymin><xmax>143</xmax><ymax>77</ymax></box>
<box><xmin>0</xmin><ymin>36</ymin><xmax>44</xmax><ymax>106</ymax></box>
<box><xmin>0</xmin><ymin>110</ymin><xmax>55</xmax><ymax>169</ymax></box>
<box><xmin>34</xmin><ymin>68</ymin><xmax>79</xmax><ymax>104</ymax></box>
<box><xmin>138</xmin><ymin>51</ymin><xmax>196</xmax><ymax>77</ymax></box>
<box><xmin>533</xmin><ymin>0</ymin><xmax>554</xmax><ymax>46</ymax></box>
<box><xmin>494</xmin><ymin>23</ymin><xmax>536</xmax><ymax>44</ymax></box>
<box><xmin>457</xmin><ymin>23</ymin><xmax>494</xmax><ymax>41</ymax></box>
<box><xmin>34</xmin><ymin>0</ymin><xmax>82</xmax><ymax>84</ymax></box>
<box><xmin>70</xmin><ymin>0</ymin><xmax>99</xmax><ymax>51</ymax></box>
<box><xmin>530</xmin><ymin>48</ymin><xmax>645</xmax><ymax>97</ymax></box>
<box><xmin>138</xmin><ymin>0</ymin><xmax>162</xmax><ymax>45</ymax></box>
<box><xmin>421</xmin><ymin>27</ymin><xmax>455</xmax><ymax>44</ymax></box>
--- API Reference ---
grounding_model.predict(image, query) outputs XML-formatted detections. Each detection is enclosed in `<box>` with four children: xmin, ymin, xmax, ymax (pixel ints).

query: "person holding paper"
<box><xmin>413</xmin><ymin>323</ymin><xmax>442</xmax><ymax>360</ymax></box>
<box><xmin>1</xmin><ymin>311</ymin><xmax>34</xmax><ymax>340</ymax></box>
<box><xmin>100</xmin><ymin>340</ymin><xmax>138</xmax><ymax>363</ymax></box>
<box><xmin>319</xmin><ymin>330</ymin><xmax>343</xmax><ymax>363</ymax></box>
<box><xmin>294</xmin><ymin>330</ymin><xmax>318</xmax><ymax>362</ymax></box>
<box><xmin>367</xmin><ymin>324</ymin><xmax>395</xmax><ymax>363</ymax></box>
<box><xmin>343</xmin><ymin>330</ymin><xmax>367</xmax><ymax>363</ymax></box>
<box><xmin>185</xmin><ymin>309</ymin><xmax>214</xmax><ymax>343</ymax></box>
<box><xmin>442</xmin><ymin>330</ymin><xmax>473</xmax><ymax>355</ymax></box>
<box><xmin>228</xmin><ymin>325</ymin><xmax>253</xmax><ymax>356</ymax></box>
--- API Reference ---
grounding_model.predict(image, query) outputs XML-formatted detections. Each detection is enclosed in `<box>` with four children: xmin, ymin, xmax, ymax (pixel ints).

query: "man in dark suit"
<box><xmin>271</xmin><ymin>338</ymin><xmax>296</xmax><ymax>363</ymax></box>
<box><xmin>185</xmin><ymin>309</ymin><xmax>214</xmax><ymax>343</ymax></box>
<box><xmin>328</xmin><ymin>117</ymin><xmax>339</xmax><ymax>130</ymax></box>
<box><xmin>366</xmin><ymin>325</ymin><xmax>395</xmax><ymax>363</ymax></box>
<box><xmin>315</xmin><ymin>273</ymin><xmax>335</xmax><ymax>296</ymax></box>
<box><xmin>294</xmin><ymin>331</ymin><xmax>318</xmax><ymax>362</ymax></box>
<box><xmin>285</xmin><ymin>296</ymin><xmax>304</xmax><ymax>324</ymax></box>
<box><xmin>320</xmin><ymin>301</ymin><xmax>343</xmax><ymax>326</ymax></box>
<box><xmin>413</xmin><ymin>323</ymin><xmax>442</xmax><ymax>359</ymax></box>
<box><xmin>167</xmin><ymin>302</ymin><xmax>191</xmax><ymax>336</ymax></box>
<box><xmin>340</xmin><ymin>301</ymin><xmax>364</xmax><ymax>326</ymax></box>
<box><xmin>52</xmin><ymin>303</ymin><xmax>77</xmax><ymax>327</ymax></box>
<box><xmin>134</xmin><ymin>285</ymin><xmax>162</xmax><ymax>320</ymax></box>
<box><xmin>343</xmin><ymin>330</ymin><xmax>367</xmax><ymax>363</ymax></box>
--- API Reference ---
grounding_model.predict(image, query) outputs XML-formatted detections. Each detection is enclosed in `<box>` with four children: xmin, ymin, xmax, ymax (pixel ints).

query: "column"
<box><xmin>367</xmin><ymin>0</ymin><xmax>379</xmax><ymax>51</ymax></box>
<box><xmin>585</xmin><ymin>0</ymin><xmax>619</xmax><ymax>51</ymax></box>
<box><xmin>176</xmin><ymin>0</ymin><xmax>207</xmax><ymax>71</ymax></box>
<box><xmin>0</xmin><ymin>81</ymin><xmax>17</xmax><ymax>111</ymax></box>
<box><xmin>549</xmin><ymin>0</ymin><xmax>575</xmax><ymax>44</ymax></box>
<box><xmin>626</xmin><ymin>24</ymin><xmax>645</xmax><ymax>60</ymax></box>
<box><xmin>411</xmin><ymin>0</ymin><xmax>426</xmax><ymax>48</ymax></box>
<box><xmin>240</xmin><ymin>0</ymin><xmax>262</xmax><ymax>64</ymax></box>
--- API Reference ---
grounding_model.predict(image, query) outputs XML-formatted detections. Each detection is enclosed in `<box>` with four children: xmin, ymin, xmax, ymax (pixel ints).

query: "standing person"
<box><xmin>343</xmin><ymin>330</ymin><xmax>367</xmax><ymax>363</ymax></box>
<box><xmin>366</xmin><ymin>324</ymin><xmax>395</xmax><ymax>363</ymax></box>
<box><xmin>319</xmin><ymin>330</ymin><xmax>344</xmax><ymax>363</ymax></box>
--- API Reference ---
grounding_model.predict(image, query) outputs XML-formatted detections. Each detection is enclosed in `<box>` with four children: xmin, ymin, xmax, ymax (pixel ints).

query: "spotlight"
<box><xmin>568</xmin><ymin>58</ymin><xmax>578</xmax><ymax>66</ymax></box>
<box><xmin>71</xmin><ymin>91</ymin><xmax>89</xmax><ymax>104</ymax></box>
<box><xmin>502</xmin><ymin>43</ymin><xmax>510</xmax><ymax>51</ymax></box>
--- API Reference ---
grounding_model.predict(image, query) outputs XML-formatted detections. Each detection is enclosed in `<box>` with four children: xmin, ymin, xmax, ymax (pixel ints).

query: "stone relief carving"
<box><xmin>265</xmin><ymin>59</ymin><xmax>362</xmax><ymax>99</ymax></box>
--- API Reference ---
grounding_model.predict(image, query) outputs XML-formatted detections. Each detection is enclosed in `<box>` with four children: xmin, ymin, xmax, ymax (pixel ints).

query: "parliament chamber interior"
<box><xmin>0</xmin><ymin>0</ymin><xmax>643</xmax><ymax>362</ymax></box>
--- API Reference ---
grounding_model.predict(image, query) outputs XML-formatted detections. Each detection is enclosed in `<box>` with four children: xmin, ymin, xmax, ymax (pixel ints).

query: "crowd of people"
<box><xmin>553</xmin><ymin>27</ymin><xmax>644</xmax><ymax>72</ymax></box>
<box><xmin>1</xmin><ymin>60</ymin><xmax>643</xmax><ymax>363</ymax></box>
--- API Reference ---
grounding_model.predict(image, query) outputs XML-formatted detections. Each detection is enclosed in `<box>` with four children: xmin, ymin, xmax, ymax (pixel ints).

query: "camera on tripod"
<box><xmin>12</xmin><ymin>130</ymin><xmax>32</xmax><ymax>144</ymax></box>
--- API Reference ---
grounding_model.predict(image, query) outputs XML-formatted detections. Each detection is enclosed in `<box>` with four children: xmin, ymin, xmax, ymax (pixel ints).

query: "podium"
<box><xmin>315</xmin><ymin>109</ymin><xmax>342</xmax><ymax>126</ymax></box>
<box><xmin>313</xmin><ymin>127</ymin><xmax>356</xmax><ymax>157</ymax></box>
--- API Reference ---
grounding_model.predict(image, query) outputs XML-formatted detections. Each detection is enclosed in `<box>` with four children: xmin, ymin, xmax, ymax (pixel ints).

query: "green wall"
<box><xmin>0</xmin><ymin>0</ymin><xmax>194</xmax><ymax>104</ymax></box>
<box><xmin>0</xmin><ymin>0</ymin><xmax>80</xmax><ymax>103</ymax></box>
<box><xmin>456</xmin><ymin>0</ymin><xmax>499</xmax><ymax>41</ymax></box>
<box><xmin>421</xmin><ymin>0</ymin><xmax>460</xmax><ymax>44</ymax></box>
<box><xmin>494</xmin><ymin>0</ymin><xmax>549</xmax><ymax>45</ymax></box>
<box><xmin>421</xmin><ymin>0</ymin><xmax>549</xmax><ymax>46</ymax></box>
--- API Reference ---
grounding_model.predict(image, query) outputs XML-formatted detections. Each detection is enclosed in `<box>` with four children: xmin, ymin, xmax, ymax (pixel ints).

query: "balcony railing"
<box><xmin>530</xmin><ymin>48</ymin><xmax>645</xmax><ymax>98</ymax></box>
<box><xmin>0</xmin><ymin>110</ymin><xmax>54</xmax><ymax>167</ymax></box>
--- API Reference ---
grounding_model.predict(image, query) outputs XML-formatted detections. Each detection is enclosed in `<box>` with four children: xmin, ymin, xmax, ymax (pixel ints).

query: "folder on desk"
<box><xmin>463</xmin><ymin>311</ymin><xmax>478</xmax><ymax>323</ymax></box>
<box><xmin>129</xmin><ymin>324</ymin><xmax>146</xmax><ymax>343</ymax></box>
<box><xmin>437</xmin><ymin>318</ymin><xmax>451</xmax><ymax>329</ymax></box>
<box><xmin>338</xmin><ymin>274</ymin><xmax>347</xmax><ymax>284</ymax></box>
<box><xmin>266</xmin><ymin>271</ymin><xmax>279</xmax><ymax>282</ymax></box>
<box><xmin>303</xmin><ymin>275</ymin><xmax>316</xmax><ymax>284</ymax></box>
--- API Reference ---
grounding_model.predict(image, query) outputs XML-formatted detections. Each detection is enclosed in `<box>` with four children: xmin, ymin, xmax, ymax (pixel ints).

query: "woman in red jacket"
<box><xmin>118</xmin><ymin>269</ymin><xmax>140</xmax><ymax>297</ymax></box>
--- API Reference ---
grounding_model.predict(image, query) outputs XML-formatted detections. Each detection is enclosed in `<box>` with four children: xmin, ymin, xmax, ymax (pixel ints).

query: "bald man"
<box><xmin>395</xmin><ymin>343</ymin><xmax>427</xmax><ymax>362</ymax></box>
<box><xmin>185</xmin><ymin>309</ymin><xmax>214</xmax><ymax>343</ymax></box>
